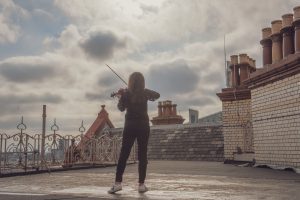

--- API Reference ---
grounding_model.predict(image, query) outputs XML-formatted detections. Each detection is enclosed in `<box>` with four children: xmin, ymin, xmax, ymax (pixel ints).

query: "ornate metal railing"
<box><xmin>0</xmin><ymin>118</ymin><xmax>136</xmax><ymax>175</ymax></box>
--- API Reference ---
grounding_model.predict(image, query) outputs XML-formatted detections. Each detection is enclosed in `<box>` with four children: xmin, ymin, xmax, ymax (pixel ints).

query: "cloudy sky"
<box><xmin>0</xmin><ymin>0</ymin><xmax>298</xmax><ymax>134</ymax></box>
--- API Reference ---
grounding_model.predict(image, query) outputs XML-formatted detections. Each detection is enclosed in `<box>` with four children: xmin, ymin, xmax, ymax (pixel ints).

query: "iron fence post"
<box><xmin>24</xmin><ymin>135</ymin><xmax>28</xmax><ymax>172</ymax></box>
<box><xmin>0</xmin><ymin>134</ymin><xmax>2</xmax><ymax>174</ymax></box>
<box><xmin>41</xmin><ymin>105</ymin><xmax>46</xmax><ymax>169</ymax></box>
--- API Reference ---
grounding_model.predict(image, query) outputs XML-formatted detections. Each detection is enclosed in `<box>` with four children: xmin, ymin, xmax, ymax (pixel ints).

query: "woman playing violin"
<box><xmin>108</xmin><ymin>72</ymin><xmax>160</xmax><ymax>194</ymax></box>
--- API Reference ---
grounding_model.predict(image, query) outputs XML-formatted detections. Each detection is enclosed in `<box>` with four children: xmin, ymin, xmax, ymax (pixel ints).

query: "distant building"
<box><xmin>188</xmin><ymin>109</ymin><xmax>199</xmax><ymax>124</ymax></box>
<box><xmin>198</xmin><ymin>112</ymin><xmax>222</xmax><ymax>125</ymax></box>
<box><xmin>151</xmin><ymin>100</ymin><xmax>185</xmax><ymax>125</ymax></box>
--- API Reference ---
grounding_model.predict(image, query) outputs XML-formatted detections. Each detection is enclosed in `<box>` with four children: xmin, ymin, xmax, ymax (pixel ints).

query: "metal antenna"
<box><xmin>224</xmin><ymin>35</ymin><xmax>228</xmax><ymax>87</ymax></box>
<box><xmin>105</xmin><ymin>64</ymin><xmax>128</xmax><ymax>86</ymax></box>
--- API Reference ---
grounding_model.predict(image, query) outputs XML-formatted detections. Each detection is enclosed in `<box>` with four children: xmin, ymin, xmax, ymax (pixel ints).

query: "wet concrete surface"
<box><xmin>0</xmin><ymin>161</ymin><xmax>300</xmax><ymax>200</ymax></box>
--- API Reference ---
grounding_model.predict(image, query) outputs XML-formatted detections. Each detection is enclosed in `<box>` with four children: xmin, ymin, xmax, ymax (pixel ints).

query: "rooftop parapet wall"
<box><xmin>222</xmin><ymin>99</ymin><xmax>253</xmax><ymax>160</ymax></box>
<box><xmin>251</xmin><ymin>73</ymin><xmax>300</xmax><ymax>169</ymax></box>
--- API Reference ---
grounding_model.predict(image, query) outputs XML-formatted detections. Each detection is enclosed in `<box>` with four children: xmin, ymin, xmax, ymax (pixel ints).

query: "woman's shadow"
<box><xmin>108</xmin><ymin>192</ymin><xmax>149</xmax><ymax>200</ymax></box>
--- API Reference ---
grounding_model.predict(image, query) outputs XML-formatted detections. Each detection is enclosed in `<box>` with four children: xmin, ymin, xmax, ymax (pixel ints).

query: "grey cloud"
<box><xmin>85</xmin><ymin>70</ymin><xmax>124</xmax><ymax>102</ymax></box>
<box><xmin>0</xmin><ymin>116</ymin><xmax>85</xmax><ymax>133</ymax></box>
<box><xmin>85</xmin><ymin>92</ymin><xmax>110</xmax><ymax>101</ymax></box>
<box><xmin>0</xmin><ymin>93</ymin><xmax>63</xmax><ymax>115</ymax></box>
<box><xmin>80</xmin><ymin>30</ymin><xmax>126</xmax><ymax>61</ymax></box>
<box><xmin>97</xmin><ymin>73</ymin><xmax>120</xmax><ymax>87</ymax></box>
<box><xmin>1</xmin><ymin>93</ymin><xmax>63</xmax><ymax>104</ymax></box>
<box><xmin>0</xmin><ymin>62</ymin><xmax>57</xmax><ymax>83</ymax></box>
<box><xmin>0</xmin><ymin>116</ymin><xmax>41</xmax><ymax>132</ymax></box>
<box><xmin>202</xmin><ymin>70</ymin><xmax>225</xmax><ymax>87</ymax></box>
<box><xmin>146</xmin><ymin>59</ymin><xmax>200</xmax><ymax>96</ymax></box>
<box><xmin>185</xmin><ymin>96</ymin><xmax>216</xmax><ymax>107</ymax></box>
<box><xmin>140</xmin><ymin>4</ymin><xmax>159</xmax><ymax>15</ymax></box>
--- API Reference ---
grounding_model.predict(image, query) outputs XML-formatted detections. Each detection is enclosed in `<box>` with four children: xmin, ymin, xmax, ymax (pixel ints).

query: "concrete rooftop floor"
<box><xmin>0</xmin><ymin>161</ymin><xmax>300</xmax><ymax>200</ymax></box>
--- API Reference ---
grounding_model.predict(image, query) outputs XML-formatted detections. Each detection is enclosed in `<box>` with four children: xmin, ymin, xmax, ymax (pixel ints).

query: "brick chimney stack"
<box><xmin>228</xmin><ymin>53</ymin><xmax>256</xmax><ymax>87</ymax></box>
<box><xmin>151</xmin><ymin>100</ymin><xmax>185</xmax><ymax>125</ymax></box>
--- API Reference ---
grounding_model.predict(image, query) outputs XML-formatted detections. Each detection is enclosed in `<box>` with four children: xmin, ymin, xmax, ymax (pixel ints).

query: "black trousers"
<box><xmin>115</xmin><ymin>120</ymin><xmax>150</xmax><ymax>183</ymax></box>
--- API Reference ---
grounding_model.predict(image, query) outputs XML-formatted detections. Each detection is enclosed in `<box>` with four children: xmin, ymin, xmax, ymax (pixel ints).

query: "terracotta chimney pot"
<box><xmin>294</xmin><ymin>6</ymin><xmax>300</xmax><ymax>21</ymax></box>
<box><xmin>249</xmin><ymin>58</ymin><xmax>254</xmax><ymax>67</ymax></box>
<box><xmin>261</xmin><ymin>28</ymin><xmax>273</xmax><ymax>65</ymax></box>
<box><xmin>239</xmin><ymin>54</ymin><xmax>248</xmax><ymax>64</ymax></box>
<box><xmin>172</xmin><ymin>104</ymin><xmax>177</xmax><ymax>116</ymax></box>
<box><xmin>281</xmin><ymin>14</ymin><xmax>295</xmax><ymax>57</ymax></box>
<box><xmin>165</xmin><ymin>100</ymin><xmax>172</xmax><ymax>116</ymax></box>
<box><xmin>293</xmin><ymin>6</ymin><xmax>300</xmax><ymax>53</ymax></box>
<box><xmin>162</xmin><ymin>101</ymin><xmax>166</xmax><ymax>116</ymax></box>
<box><xmin>271</xmin><ymin>20</ymin><xmax>282</xmax><ymax>34</ymax></box>
<box><xmin>246</xmin><ymin>55</ymin><xmax>250</xmax><ymax>64</ymax></box>
<box><xmin>230</xmin><ymin>55</ymin><xmax>238</xmax><ymax>65</ymax></box>
<box><xmin>158</xmin><ymin>101</ymin><xmax>163</xmax><ymax>117</ymax></box>
<box><xmin>240</xmin><ymin>65</ymin><xmax>248</xmax><ymax>85</ymax></box>
<box><xmin>262</xmin><ymin>27</ymin><xmax>272</xmax><ymax>39</ymax></box>
<box><xmin>271</xmin><ymin>21</ymin><xmax>283</xmax><ymax>63</ymax></box>
<box><xmin>282</xmin><ymin>14</ymin><xmax>294</xmax><ymax>28</ymax></box>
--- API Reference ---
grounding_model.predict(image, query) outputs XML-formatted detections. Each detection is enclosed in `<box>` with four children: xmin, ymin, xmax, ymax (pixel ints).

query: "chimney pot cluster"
<box><xmin>230</xmin><ymin>54</ymin><xmax>256</xmax><ymax>68</ymax></box>
<box><xmin>152</xmin><ymin>100</ymin><xmax>185</xmax><ymax>125</ymax></box>
<box><xmin>229</xmin><ymin>53</ymin><xmax>256</xmax><ymax>87</ymax></box>
<box><xmin>158</xmin><ymin>100</ymin><xmax>178</xmax><ymax>117</ymax></box>
<box><xmin>261</xmin><ymin>6</ymin><xmax>300</xmax><ymax>66</ymax></box>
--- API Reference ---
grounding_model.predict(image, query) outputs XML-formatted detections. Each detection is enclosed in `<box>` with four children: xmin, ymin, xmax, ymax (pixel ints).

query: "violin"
<box><xmin>111</xmin><ymin>88</ymin><xmax>128</xmax><ymax>98</ymax></box>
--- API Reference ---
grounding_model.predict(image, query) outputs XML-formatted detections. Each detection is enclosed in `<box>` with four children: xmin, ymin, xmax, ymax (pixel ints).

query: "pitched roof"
<box><xmin>84</xmin><ymin>105</ymin><xmax>114</xmax><ymax>138</ymax></box>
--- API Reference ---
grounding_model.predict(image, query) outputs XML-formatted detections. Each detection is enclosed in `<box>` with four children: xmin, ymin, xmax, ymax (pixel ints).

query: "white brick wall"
<box><xmin>252</xmin><ymin>73</ymin><xmax>300</xmax><ymax>168</ymax></box>
<box><xmin>222</xmin><ymin>99</ymin><xmax>253</xmax><ymax>160</ymax></box>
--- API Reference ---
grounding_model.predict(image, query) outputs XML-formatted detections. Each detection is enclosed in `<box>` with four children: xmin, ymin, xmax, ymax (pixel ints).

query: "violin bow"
<box><xmin>105</xmin><ymin>64</ymin><xmax>128</xmax><ymax>86</ymax></box>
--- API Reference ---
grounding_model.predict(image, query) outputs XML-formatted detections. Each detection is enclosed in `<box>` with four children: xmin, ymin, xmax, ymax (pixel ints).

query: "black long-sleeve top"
<box><xmin>118</xmin><ymin>88</ymin><xmax>160</xmax><ymax>122</ymax></box>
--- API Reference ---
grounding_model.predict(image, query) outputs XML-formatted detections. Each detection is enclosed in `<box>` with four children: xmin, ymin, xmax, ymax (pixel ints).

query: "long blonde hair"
<box><xmin>128</xmin><ymin>72</ymin><xmax>145</xmax><ymax>103</ymax></box>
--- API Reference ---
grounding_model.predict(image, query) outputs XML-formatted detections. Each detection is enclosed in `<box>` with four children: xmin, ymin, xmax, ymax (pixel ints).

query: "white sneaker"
<box><xmin>108</xmin><ymin>184</ymin><xmax>122</xmax><ymax>194</ymax></box>
<box><xmin>138</xmin><ymin>184</ymin><xmax>148</xmax><ymax>193</ymax></box>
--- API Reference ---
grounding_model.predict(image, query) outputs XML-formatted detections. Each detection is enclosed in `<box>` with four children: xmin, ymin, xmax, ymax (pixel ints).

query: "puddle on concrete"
<box><xmin>0</xmin><ymin>192</ymin><xmax>46</xmax><ymax>196</ymax></box>
<box><xmin>52</xmin><ymin>186</ymin><xmax>223</xmax><ymax>199</ymax></box>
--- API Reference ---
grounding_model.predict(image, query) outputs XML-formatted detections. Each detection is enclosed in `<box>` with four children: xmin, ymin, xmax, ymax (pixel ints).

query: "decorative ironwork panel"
<box><xmin>0</xmin><ymin>118</ymin><xmax>136</xmax><ymax>175</ymax></box>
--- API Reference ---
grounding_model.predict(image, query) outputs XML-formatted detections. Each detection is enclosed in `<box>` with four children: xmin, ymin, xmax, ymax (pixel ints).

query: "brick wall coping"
<box><xmin>244</xmin><ymin>53</ymin><xmax>300</xmax><ymax>89</ymax></box>
<box><xmin>216</xmin><ymin>87</ymin><xmax>251</xmax><ymax>102</ymax></box>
